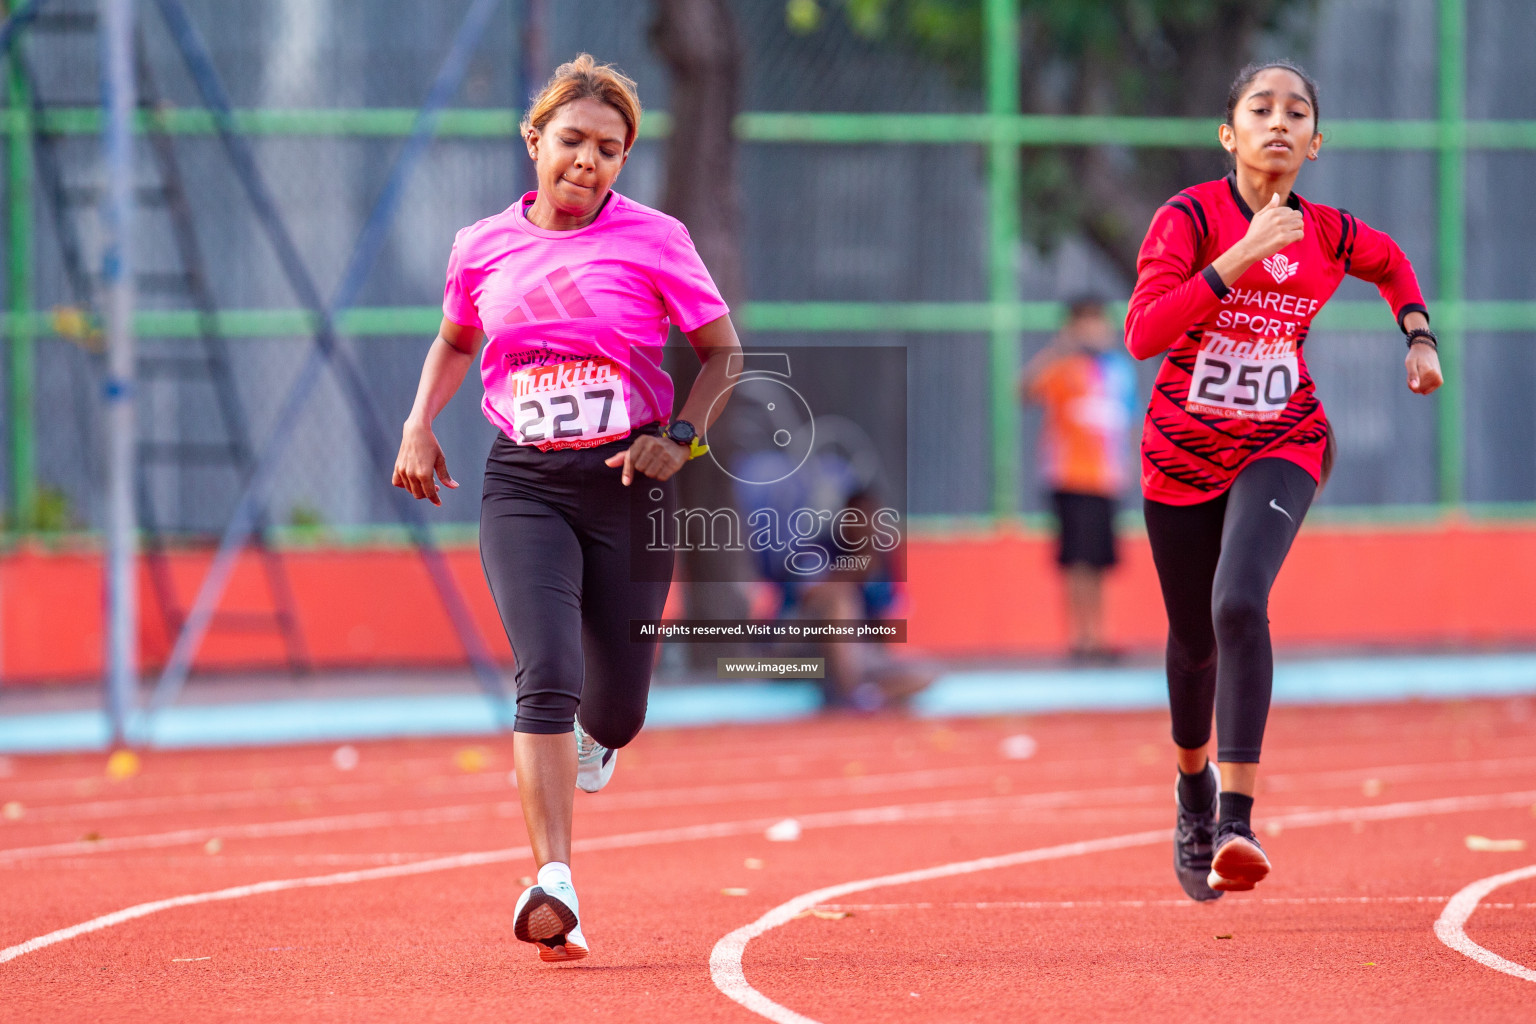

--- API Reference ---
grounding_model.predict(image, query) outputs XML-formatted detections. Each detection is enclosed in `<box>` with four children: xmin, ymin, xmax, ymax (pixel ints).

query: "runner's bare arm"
<box><xmin>394</xmin><ymin>318</ymin><xmax>486</xmax><ymax>505</ymax></box>
<box><xmin>606</xmin><ymin>312</ymin><xmax>743</xmax><ymax>485</ymax></box>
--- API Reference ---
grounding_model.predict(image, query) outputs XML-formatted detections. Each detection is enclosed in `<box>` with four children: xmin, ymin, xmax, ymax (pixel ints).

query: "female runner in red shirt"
<box><xmin>393</xmin><ymin>56</ymin><xmax>740</xmax><ymax>960</ymax></box>
<box><xmin>1124</xmin><ymin>61</ymin><xmax>1442</xmax><ymax>900</ymax></box>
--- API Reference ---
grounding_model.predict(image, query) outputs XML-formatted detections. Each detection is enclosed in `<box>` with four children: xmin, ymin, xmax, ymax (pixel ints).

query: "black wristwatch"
<box><xmin>1405</xmin><ymin>327</ymin><xmax>1438</xmax><ymax>350</ymax></box>
<box><xmin>664</xmin><ymin>419</ymin><xmax>697</xmax><ymax>446</ymax></box>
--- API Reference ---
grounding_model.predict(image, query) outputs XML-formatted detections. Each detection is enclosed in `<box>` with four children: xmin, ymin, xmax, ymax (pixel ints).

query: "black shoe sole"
<box><xmin>514</xmin><ymin>886</ymin><xmax>585</xmax><ymax>962</ymax></box>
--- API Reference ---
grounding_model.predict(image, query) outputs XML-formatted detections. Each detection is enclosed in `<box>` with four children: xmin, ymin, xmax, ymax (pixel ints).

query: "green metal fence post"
<box><xmin>1437</xmin><ymin>0</ymin><xmax>1465</xmax><ymax>507</ymax></box>
<box><xmin>985</xmin><ymin>0</ymin><xmax>1021</xmax><ymax>518</ymax></box>
<box><xmin>4</xmin><ymin>23</ymin><xmax>35</xmax><ymax>530</ymax></box>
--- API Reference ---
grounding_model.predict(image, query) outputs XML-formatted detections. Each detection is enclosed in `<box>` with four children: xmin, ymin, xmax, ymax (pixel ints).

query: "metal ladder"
<box><xmin>12</xmin><ymin>5</ymin><xmax>310</xmax><ymax>673</ymax></box>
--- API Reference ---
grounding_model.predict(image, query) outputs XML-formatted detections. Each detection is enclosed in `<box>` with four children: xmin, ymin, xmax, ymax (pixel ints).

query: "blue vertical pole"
<box><xmin>101</xmin><ymin>0</ymin><xmax>138</xmax><ymax>744</ymax></box>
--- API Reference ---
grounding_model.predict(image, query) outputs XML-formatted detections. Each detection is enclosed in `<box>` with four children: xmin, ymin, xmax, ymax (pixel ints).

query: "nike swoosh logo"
<box><xmin>1269</xmin><ymin>498</ymin><xmax>1294</xmax><ymax>523</ymax></box>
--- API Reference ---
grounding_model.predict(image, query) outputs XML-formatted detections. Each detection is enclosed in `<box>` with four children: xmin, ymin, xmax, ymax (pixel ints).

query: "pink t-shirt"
<box><xmin>443</xmin><ymin>190</ymin><xmax>730</xmax><ymax>449</ymax></box>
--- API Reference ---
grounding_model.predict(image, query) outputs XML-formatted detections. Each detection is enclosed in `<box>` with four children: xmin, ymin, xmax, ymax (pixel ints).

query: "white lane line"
<box><xmin>709</xmin><ymin>788</ymin><xmax>1536</xmax><ymax>1024</ymax></box>
<box><xmin>14</xmin><ymin>749</ymin><xmax>1535</xmax><ymax>830</ymax></box>
<box><xmin>2</xmin><ymin>762</ymin><xmax>1528</xmax><ymax>867</ymax></box>
<box><xmin>0</xmin><ymin>813</ymin><xmax>813</xmax><ymax>965</ymax></box>
<box><xmin>0</xmin><ymin>781</ymin><xmax>1164</xmax><ymax>865</ymax></box>
<box><xmin>1434</xmin><ymin>863</ymin><xmax>1536</xmax><ymax>983</ymax></box>
<box><xmin>0</xmin><ymin>790</ymin><xmax>1165</xmax><ymax>965</ymax></box>
<box><xmin>0</xmin><ymin>803</ymin><xmax>514</xmax><ymax>863</ymax></box>
<box><xmin>710</xmin><ymin>831</ymin><xmax>1169</xmax><ymax>1024</ymax></box>
<box><xmin>4</xmin><ymin>764</ymin><xmax>997</xmax><ymax>825</ymax></box>
<box><xmin>818</xmin><ymin>896</ymin><xmax>1501</xmax><ymax>909</ymax></box>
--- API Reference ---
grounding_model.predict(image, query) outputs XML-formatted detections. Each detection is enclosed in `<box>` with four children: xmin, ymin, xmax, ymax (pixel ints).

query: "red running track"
<box><xmin>2</xmin><ymin>698</ymin><xmax>1535</xmax><ymax>1022</ymax></box>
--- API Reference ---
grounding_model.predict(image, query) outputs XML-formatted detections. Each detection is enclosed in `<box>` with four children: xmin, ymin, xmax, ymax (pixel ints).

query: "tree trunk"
<box><xmin>649</xmin><ymin>0</ymin><xmax>750</xmax><ymax>656</ymax></box>
<box><xmin>649</xmin><ymin>0</ymin><xmax>746</xmax><ymax>309</ymax></box>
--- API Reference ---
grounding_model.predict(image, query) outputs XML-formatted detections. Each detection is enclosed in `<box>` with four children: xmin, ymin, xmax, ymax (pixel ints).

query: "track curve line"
<box><xmin>709</xmin><ymin>830</ymin><xmax>1168</xmax><ymax>1024</ymax></box>
<box><xmin>0</xmin><ymin>815</ymin><xmax>787</xmax><ymax>965</ymax></box>
<box><xmin>1434</xmin><ymin>863</ymin><xmax>1536</xmax><ymax>983</ymax></box>
<box><xmin>711</xmin><ymin>788</ymin><xmax>1536</xmax><ymax>1024</ymax></box>
<box><xmin>0</xmin><ymin>790</ymin><xmax>1152</xmax><ymax>966</ymax></box>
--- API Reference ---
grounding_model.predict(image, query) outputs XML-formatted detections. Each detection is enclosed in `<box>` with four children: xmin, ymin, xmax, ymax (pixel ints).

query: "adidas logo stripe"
<box><xmin>504</xmin><ymin>266</ymin><xmax>598</xmax><ymax>324</ymax></box>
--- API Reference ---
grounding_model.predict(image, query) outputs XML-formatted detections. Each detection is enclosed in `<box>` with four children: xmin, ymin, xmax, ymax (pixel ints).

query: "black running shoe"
<box><xmin>1208</xmin><ymin>820</ymin><xmax>1271</xmax><ymax>892</ymax></box>
<box><xmin>1174</xmin><ymin>763</ymin><xmax>1222</xmax><ymax>902</ymax></box>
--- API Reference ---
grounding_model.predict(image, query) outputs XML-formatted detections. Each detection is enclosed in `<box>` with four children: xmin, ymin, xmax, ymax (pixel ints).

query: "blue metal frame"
<box><xmin>144</xmin><ymin>0</ymin><xmax>512</xmax><ymax>727</ymax></box>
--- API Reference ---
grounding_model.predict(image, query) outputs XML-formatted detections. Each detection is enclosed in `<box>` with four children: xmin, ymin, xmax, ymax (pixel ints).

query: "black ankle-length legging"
<box><xmin>479</xmin><ymin>427</ymin><xmax>675</xmax><ymax>745</ymax></box>
<box><xmin>1143</xmin><ymin>457</ymin><xmax>1317</xmax><ymax>763</ymax></box>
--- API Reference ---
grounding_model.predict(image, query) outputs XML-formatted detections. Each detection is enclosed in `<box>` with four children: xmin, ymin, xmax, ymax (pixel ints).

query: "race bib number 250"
<box><xmin>497</xmin><ymin>356</ymin><xmax>631</xmax><ymax>449</ymax></box>
<box><xmin>1185</xmin><ymin>332</ymin><xmax>1298</xmax><ymax>422</ymax></box>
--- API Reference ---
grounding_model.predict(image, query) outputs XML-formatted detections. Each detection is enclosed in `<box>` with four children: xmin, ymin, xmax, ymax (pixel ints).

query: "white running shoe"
<box><xmin>574</xmin><ymin>718</ymin><xmax>616</xmax><ymax>793</ymax></box>
<box><xmin>513</xmin><ymin>880</ymin><xmax>588</xmax><ymax>962</ymax></box>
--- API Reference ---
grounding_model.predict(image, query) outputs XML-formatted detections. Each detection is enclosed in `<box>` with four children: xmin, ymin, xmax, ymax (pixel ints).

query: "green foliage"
<box><xmin>2</xmin><ymin>485</ymin><xmax>79</xmax><ymax>533</ymax></box>
<box><xmin>785</xmin><ymin>0</ymin><xmax>823</xmax><ymax>33</ymax></box>
<box><xmin>794</xmin><ymin>0</ymin><xmax>1318</xmax><ymax>274</ymax></box>
<box><xmin>288</xmin><ymin>502</ymin><xmax>325</xmax><ymax>529</ymax></box>
<box><xmin>785</xmin><ymin>1</ymin><xmax>981</xmax><ymax>82</ymax></box>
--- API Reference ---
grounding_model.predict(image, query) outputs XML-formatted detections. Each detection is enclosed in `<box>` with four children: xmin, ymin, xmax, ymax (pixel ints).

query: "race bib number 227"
<box><xmin>1185</xmin><ymin>332</ymin><xmax>1298</xmax><ymax>422</ymax></box>
<box><xmin>496</xmin><ymin>356</ymin><xmax>631</xmax><ymax>449</ymax></box>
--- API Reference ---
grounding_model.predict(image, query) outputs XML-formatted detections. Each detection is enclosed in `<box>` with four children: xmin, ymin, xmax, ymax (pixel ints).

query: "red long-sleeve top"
<box><xmin>1124</xmin><ymin>173</ymin><xmax>1427</xmax><ymax>504</ymax></box>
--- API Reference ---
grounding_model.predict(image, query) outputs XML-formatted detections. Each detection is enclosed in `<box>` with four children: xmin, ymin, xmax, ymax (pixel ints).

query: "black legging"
<box><xmin>1144</xmin><ymin>457</ymin><xmax>1316</xmax><ymax>763</ymax></box>
<box><xmin>480</xmin><ymin>426</ymin><xmax>675</xmax><ymax>744</ymax></box>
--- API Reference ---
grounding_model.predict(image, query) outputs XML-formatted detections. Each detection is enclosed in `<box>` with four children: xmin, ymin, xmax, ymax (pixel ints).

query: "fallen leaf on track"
<box><xmin>106</xmin><ymin>750</ymin><xmax>140</xmax><ymax>781</ymax></box>
<box><xmin>454</xmin><ymin>747</ymin><xmax>491</xmax><ymax>773</ymax></box>
<box><xmin>1362</xmin><ymin>778</ymin><xmax>1385</xmax><ymax>797</ymax></box>
<box><xmin>204</xmin><ymin>837</ymin><xmax>223</xmax><ymax>855</ymax></box>
<box><xmin>722</xmin><ymin>888</ymin><xmax>750</xmax><ymax>897</ymax></box>
<box><xmin>744</xmin><ymin>858</ymin><xmax>764</xmax><ymax>870</ymax></box>
<box><xmin>1215</xmin><ymin>934</ymin><xmax>1233</xmax><ymax>940</ymax></box>
<box><xmin>2</xmin><ymin>801</ymin><xmax>22</xmax><ymax>821</ymax></box>
<box><xmin>794</xmin><ymin>909</ymin><xmax>852</xmax><ymax>921</ymax></box>
<box><xmin>1466</xmin><ymin>835</ymin><xmax>1527</xmax><ymax>852</ymax></box>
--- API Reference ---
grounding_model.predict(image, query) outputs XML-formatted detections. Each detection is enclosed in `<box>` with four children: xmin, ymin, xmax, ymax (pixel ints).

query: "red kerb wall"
<box><xmin>3</xmin><ymin>521</ymin><xmax>1533</xmax><ymax>683</ymax></box>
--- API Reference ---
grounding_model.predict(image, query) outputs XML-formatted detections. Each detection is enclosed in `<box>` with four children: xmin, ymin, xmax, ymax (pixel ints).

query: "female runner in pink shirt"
<box><xmin>393</xmin><ymin>54</ymin><xmax>741</xmax><ymax>962</ymax></box>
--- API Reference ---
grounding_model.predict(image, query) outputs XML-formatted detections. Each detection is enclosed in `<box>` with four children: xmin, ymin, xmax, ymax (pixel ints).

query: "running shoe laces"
<box><xmin>573</xmin><ymin>718</ymin><xmax>617</xmax><ymax>793</ymax></box>
<box><xmin>1173</xmin><ymin>763</ymin><xmax>1222</xmax><ymax>902</ymax></box>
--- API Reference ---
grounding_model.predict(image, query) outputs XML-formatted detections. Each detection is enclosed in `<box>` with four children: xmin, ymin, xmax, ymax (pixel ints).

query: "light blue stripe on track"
<box><xmin>1</xmin><ymin>655</ymin><xmax>1533</xmax><ymax>754</ymax></box>
<box><xmin>0</xmin><ymin>683</ymin><xmax>825</xmax><ymax>754</ymax></box>
<box><xmin>911</xmin><ymin>653</ymin><xmax>1536</xmax><ymax>718</ymax></box>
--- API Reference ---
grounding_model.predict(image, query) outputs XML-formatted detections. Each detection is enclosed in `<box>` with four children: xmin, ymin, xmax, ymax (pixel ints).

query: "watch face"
<box><xmin>668</xmin><ymin>420</ymin><xmax>696</xmax><ymax>443</ymax></box>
